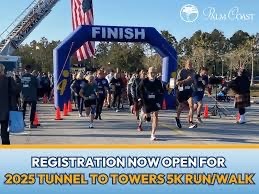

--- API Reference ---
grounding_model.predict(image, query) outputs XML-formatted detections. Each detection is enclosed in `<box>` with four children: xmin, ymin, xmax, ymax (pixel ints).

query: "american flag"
<box><xmin>71</xmin><ymin>0</ymin><xmax>95</xmax><ymax>61</ymax></box>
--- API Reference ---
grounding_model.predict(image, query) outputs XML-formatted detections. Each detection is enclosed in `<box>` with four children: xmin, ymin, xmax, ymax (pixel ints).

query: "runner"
<box><xmin>192</xmin><ymin>67</ymin><xmax>209</xmax><ymax>123</ymax></box>
<box><xmin>71</xmin><ymin>72</ymin><xmax>88</xmax><ymax>117</ymax></box>
<box><xmin>110</xmin><ymin>73</ymin><xmax>123</xmax><ymax>112</ymax></box>
<box><xmin>95</xmin><ymin>69</ymin><xmax>109</xmax><ymax>120</ymax></box>
<box><xmin>79</xmin><ymin>75</ymin><xmax>97</xmax><ymax>128</ymax></box>
<box><xmin>175</xmin><ymin>59</ymin><xmax>197</xmax><ymax>129</ymax></box>
<box><xmin>138</xmin><ymin>67</ymin><xmax>164</xmax><ymax>141</ymax></box>
<box><xmin>131</xmin><ymin>70</ymin><xmax>146</xmax><ymax>121</ymax></box>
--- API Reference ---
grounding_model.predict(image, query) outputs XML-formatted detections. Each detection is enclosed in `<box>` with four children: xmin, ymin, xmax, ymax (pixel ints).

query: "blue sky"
<box><xmin>0</xmin><ymin>0</ymin><xmax>258</xmax><ymax>44</ymax></box>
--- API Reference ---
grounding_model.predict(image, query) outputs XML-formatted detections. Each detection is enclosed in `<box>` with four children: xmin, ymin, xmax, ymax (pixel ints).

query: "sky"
<box><xmin>0</xmin><ymin>0</ymin><xmax>259</xmax><ymax>44</ymax></box>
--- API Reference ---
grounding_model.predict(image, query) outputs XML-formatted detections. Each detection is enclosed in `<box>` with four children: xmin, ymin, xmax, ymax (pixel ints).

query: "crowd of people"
<box><xmin>0</xmin><ymin>59</ymin><xmax>251</xmax><ymax>144</ymax></box>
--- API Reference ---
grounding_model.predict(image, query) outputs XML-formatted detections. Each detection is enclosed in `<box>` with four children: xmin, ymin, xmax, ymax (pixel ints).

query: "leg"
<box><xmin>30</xmin><ymin>101</ymin><xmax>37</xmax><ymax>125</ymax></box>
<box><xmin>90</xmin><ymin>105</ymin><xmax>96</xmax><ymax>124</ymax></box>
<box><xmin>1</xmin><ymin>120</ymin><xmax>10</xmax><ymax>145</ymax></box>
<box><xmin>112</xmin><ymin>93</ymin><xmax>117</xmax><ymax>108</ymax></box>
<box><xmin>239</xmin><ymin>107</ymin><xmax>246</xmax><ymax>124</ymax></box>
<box><xmin>95</xmin><ymin>98</ymin><xmax>101</xmax><ymax>119</ymax></box>
<box><xmin>22</xmin><ymin>101</ymin><xmax>27</xmax><ymax>121</ymax></box>
<box><xmin>150</xmin><ymin>111</ymin><xmax>158</xmax><ymax>140</ymax></box>
<box><xmin>117</xmin><ymin>93</ymin><xmax>121</xmax><ymax>110</ymax></box>
<box><xmin>187</xmin><ymin>97</ymin><xmax>194</xmax><ymax>123</ymax></box>
<box><xmin>196</xmin><ymin>101</ymin><xmax>203</xmax><ymax>118</ymax></box>
<box><xmin>98</xmin><ymin>96</ymin><xmax>105</xmax><ymax>119</ymax></box>
<box><xmin>79</xmin><ymin>97</ymin><xmax>84</xmax><ymax>115</ymax></box>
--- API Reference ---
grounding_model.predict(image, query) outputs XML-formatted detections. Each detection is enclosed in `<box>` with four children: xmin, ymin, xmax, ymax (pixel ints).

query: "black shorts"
<box><xmin>143</xmin><ymin>102</ymin><xmax>160</xmax><ymax>114</ymax></box>
<box><xmin>84</xmin><ymin>99</ymin><xmax>96</xmax><ymax>107</ymax></box>
<box><xmin>177</xmin><ymin>90</ymin><xmax>193</xmax><ymax>103</ymax></box>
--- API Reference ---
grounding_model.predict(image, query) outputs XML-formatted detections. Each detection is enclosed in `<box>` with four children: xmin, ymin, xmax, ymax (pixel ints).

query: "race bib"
<box><xmin>23</xmin><ymin>84</ymin><xmax>29</xmax><ymax>88</ymax></box>
<box><xmin>116</xmin><ymin>83</ymin><xmax>121</xmax><ymax>86</ymax></box>
<box><xmin>148</xmin><ymin>95</ymin><xmax>155</xmax><ymax>99</ymax></box>
<box><xmin>197</xmin><ymin>88</ymin><xmax>203</xmax><ymax>92</ymax></box>
<box><xmin>198</xmin><ymin>77</ymin><xmax>203</xmax><ymax>81</ymax></box>
<box><xmin>185</xmin><ymin>86</ymin><xmax>191</xmax><ymax>90</ymax></box>
<box><xmin>178</xmin><ymin>86</ymin><xmax>184</xmax><ymax>91</ymax></box>
<box><xmin>89</xmin><ymin>95</ymin><xmax>96</xmax><ymax>99</ymax></box>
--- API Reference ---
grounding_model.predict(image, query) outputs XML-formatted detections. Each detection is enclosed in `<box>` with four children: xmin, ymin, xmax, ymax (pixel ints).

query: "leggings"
<box><xmin>96</xmin><ymin>96</ymin><xmax>105</xmax><ymax>116</ymax></box>
<box><xmin>75</xmin><ymin>96</ymin><xmax>84</xmax><ymax>114</ymax></box>
<box><xmin>239</xmin><ymin>107</ymin><xmax>246</xmax><ymax>115</ymax></box>
<box><xmin>1</xmin><ymin>120</ymin><xmax>10</xmax><ymax>145</ymax></box>
<box><xmin>112</xmin><ymin>92</ymin><xmax>121</xmax><ymax>109</ymax></box>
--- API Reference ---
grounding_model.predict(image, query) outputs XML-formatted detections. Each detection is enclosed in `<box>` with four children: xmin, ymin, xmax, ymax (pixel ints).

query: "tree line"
<box><xmin>15</xmin><ymin>29</ymin><xmax>259</xmax><ymax>78</ymax></box>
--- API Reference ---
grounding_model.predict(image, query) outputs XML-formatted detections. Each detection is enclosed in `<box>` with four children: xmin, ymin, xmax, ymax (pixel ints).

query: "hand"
<box><xmin>187</xmin><ymin>76</ymin><xmax>192</xmax><ymax>80</ymax></box>
<box><xmin>138</xmin><ymin>98</ymin><xmax>141</xmax><ymax>102</ymax></box>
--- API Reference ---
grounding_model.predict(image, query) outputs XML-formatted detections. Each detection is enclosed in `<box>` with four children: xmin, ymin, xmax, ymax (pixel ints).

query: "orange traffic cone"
<box><xmin>33</xmin><ymin>112</ymin><xmax>41</xmax><ymax>126</ymax></box>
<box><xmin>55</xmin><ymin>107</ymin><xmax>63</xmax><ymax>120</ymax></box>
<box><xmin>236</xmin><ymin>113</ymin><xmax>240</xmax><ymax>123</ymax></box>
<box><xmin>162</xmin><ymin>99</ymin><xmax>167</xmax><ymax>110</ymax></box>
<box><xmin>63</xmin><ymin>103</ymin><xmax>68</xmax><ymax>116</ymax></box>
<box><xmin>203</xmin><ymin>104</ymin><xmax>209</xmax><ymax>119</ymax></box>
<box><xmin>68</xmin><ymin>100</ymin><xmax>72</xmax><ymax>112</ymax></box>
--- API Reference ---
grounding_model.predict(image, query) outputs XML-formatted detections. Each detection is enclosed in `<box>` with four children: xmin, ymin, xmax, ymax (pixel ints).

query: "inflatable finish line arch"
<box><xmin>54</xmin><ymin>25</ymin><xmax>178</xmax><ymax>109</ymax></box>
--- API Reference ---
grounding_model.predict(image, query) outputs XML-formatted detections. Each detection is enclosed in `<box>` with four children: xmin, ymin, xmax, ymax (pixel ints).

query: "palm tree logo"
<box><xmin>180</xmin><ymin>4</ymin><xmax>199</xmax><ymax>23</ymax></box>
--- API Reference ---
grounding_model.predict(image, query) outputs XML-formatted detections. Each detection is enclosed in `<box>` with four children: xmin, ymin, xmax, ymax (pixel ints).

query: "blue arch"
<box><xmin>53</xmin><ymin>25</ymin><xmax>178</xmax><ymax>109</ymax></box>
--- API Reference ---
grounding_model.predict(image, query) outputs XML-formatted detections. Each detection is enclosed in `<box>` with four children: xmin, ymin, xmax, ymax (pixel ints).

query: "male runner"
<box><xmin>175</xmin><ymin>59</ymin><xmax>197</xmax><ymax>129</ymax></box>
<box><xmin>138</xmin><ymin>67</ymin><xmax>164</xmax><ymax>141</ymax></box>
<box><xmin>192</xmin><ymin>67</ymin><xmax>209</xmax><ymax>123</ymax></box>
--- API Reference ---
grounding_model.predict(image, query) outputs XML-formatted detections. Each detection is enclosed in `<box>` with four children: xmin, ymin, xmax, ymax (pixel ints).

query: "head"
<box><xmin>140</xmin><ymin>70</ymin><xmax>146</xmax><ymax>79</ymax></box>
<box><xmin>185</xmin><ymin>59</ymin><xmax>193</xmax><ymax>70</ymax></box>
<box><xmin>97</xmin><ymin>69</ymin><xmax>104</xmax><ymax>78</ymax></box>
<box><xmin>114</xmin><ymin>73</ymin><xmax>120</xmax><ymax>79</ymax></box>
<box><xmin>76</xmin><ymin>72</ymin><xmax>84</xmax><ymax>80</ymax></box>
<box><xmin>200</xmin><ymin>67</ymin><xmax>208</xmax><ymax>76</ymax></box>
<box><xmin>148</xmin><ymin>67</ymin><xmax>157</xmax><ymax>80</ymax></box>
<box><xmin>87</xmin><ymin>75</ymin><xmax>95</xmax><ymax>83</ymax></box>
<box><xmin>25</xmin><ymin>65</ymin><xmax>32</xmax><ymax>73</ymax></box>
<box><xmin>110</xmin><ymin>70</ymin><xmax>114</xmax><ymax>76</ymax></box>
<box><xmin>0</xmin><ymin>64</ymin><xmax>5</xmax><ymax>76</ymax></box>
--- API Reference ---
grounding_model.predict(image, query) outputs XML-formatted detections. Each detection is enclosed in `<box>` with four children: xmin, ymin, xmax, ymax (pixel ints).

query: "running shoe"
<box><xmin>150</xmin><ymin>135</ymin><xmax>157</xmax><ymax>141</ymax></box>
<box><xmin>137</xmin><ymin>125</ymin><xmax>143</xmax><ymax>132</ymax></box>
<box><xmin>189</xmin><ymin>122</ymin><xmax>197</xmax><ymax>129</ymax></box>
<box><xmin>175</xmin><ymin>117</ymin><xmax>182</xmax><ymax>128</ymax></box>
<box><xmin>89</xmin><ymin>123</ymin><xmax>94</xmax><ymax>128</ymax></box>
<box><xmin>79</xmin><ymin>113</ymin><xmax>83</xmax><ymax>117</ymax></box>
<box><xmin>116</xmin><ymin>109</ymin><xmax>120</xmax><ymax>112</ymax></box>
<box><xmin>197</xmin><ymin>117</ymin><xmax>203</xmax><ymax>124</ymax></box>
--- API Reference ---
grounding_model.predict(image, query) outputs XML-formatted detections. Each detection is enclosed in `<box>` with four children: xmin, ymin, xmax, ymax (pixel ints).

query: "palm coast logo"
<box><xmin>180</xmin><ymin>4</ymin><xmax>199</xmax><ymax>23</ymax></box>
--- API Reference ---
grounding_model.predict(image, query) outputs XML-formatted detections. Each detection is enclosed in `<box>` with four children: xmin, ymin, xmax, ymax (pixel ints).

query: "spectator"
<box><xmin>0</xmin><ymin>64</ymin><xmax>18</xmax><ymax>145</ymax></box>
<box><xmin>21</xmin><ymin>65</ymin><xmax>38</xmax><ymax>128</ymax></box>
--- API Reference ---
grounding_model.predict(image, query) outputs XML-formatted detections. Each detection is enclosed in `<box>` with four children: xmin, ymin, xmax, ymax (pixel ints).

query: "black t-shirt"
<box><xmin>138</xmin><ymin>78</ymin><xmax>164</xmax><ymax>104</ymax></box>
<box><xmin>193</xmin><ymin>74</ymin><xmax>208</xmax><ymax>93</ymax></box>
<box><xmin>110</xmin><ymin>78</ymin><xmax>123</xmax><ymax>93</ymax></box>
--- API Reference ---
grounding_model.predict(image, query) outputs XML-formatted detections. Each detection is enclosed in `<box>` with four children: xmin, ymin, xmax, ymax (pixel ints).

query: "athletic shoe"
<box><xmin>29</xmin><ymin>124</ymin><xmax>37</xmax><ymax>129</ymax></box>
<box><xmin>175</xmin><ymin>117</ymin><xmax>182</xmax><ymax>128</ymax></box>
<box><xmin>137</xmin><ymin>116</ymin><xmax>140</xmax><ymax>120</ymax></box>
<box><xmin>79</xmin><ymin>113</ymin><xmax>83</xmax><ymax>117</ymax></box>
<box><xmin>94</xmin><ymin>115</ymin><xmax>98</xmax><ymax>120</ymax></box>
<box><xmin>116</xmin><ymin>109</ymin><xmax>120</xmax><ymax>112</ymax></box>
<box><xmin>189</xmin><ymin>122</ymin><xmax>197</xmax><ymax>129</ymax></box>
<box><xmin>89</xmin><ymin>123</ymin><xmax>94</xmax><ymax>128</ymax></box>
<box><xmin>197</xmin><ymin>117</ymin><xmax>203</xmax><ymax>124</ymax></box>
<box><xmin>99</xmin><ymin>115</ymin><xmax>102</xmax><ymax>120</ymax></box>
<box><xmin>150</xmin><ymin>135</ymin><xmax>157</xmax><ymax>141</ymax></box>
<box><xmin>137</xmin><ymin>125</ymin><xmax>143</xmax><ymax>132</ymax></box>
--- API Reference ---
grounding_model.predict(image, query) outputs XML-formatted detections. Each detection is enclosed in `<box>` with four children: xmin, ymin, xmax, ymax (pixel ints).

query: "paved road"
<box><xmin>10</xmin><ymin>97</ymin><xmax>259</xmax><ymax>144</ymax></box>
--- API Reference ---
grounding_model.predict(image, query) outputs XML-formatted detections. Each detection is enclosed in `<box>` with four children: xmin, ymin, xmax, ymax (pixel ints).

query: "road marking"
<box><xmin>160</xmin><ymin>123</ymin><xmax>183</xmax><ymax>135</ymax></box>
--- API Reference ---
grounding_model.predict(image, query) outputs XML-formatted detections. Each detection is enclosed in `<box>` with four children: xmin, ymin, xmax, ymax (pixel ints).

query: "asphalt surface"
<box><xmin>10</xmin><ymin>97</ymin><xmax>259</xmax><ymax>144</ymax></box>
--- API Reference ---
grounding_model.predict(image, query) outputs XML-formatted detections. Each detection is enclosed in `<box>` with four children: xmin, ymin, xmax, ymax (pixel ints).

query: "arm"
<box><xmin>79</xmin><ymin>88</ymin><xmax>88</xmax><ymax>100</ymax></box>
